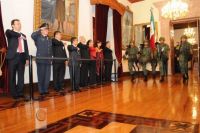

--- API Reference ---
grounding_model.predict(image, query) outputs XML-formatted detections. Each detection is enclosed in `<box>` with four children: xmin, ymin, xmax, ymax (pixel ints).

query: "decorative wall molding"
<box><xmin>90</xmin><ymin>0</ymin><xmax>126</xmax><ymax>15</ymax></box>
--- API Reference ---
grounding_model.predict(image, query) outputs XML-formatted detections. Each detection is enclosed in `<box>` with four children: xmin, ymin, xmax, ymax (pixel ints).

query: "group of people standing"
<box><xmin>5</xmin><ymin>19</ymin><xmax>113</xmax><ymax>100</ymax></box>
<box><xmin>78</xmin><ymin>38</ymin><xmax>113</xmax><ymax>88</ymax></box>
<box><xmin>3</xmin><ymin>19</ymin><xmax>192</xmax><ymax>100</ymax></box>
<box><xmin>126</xmin><ymin>35</ymin><xmax>192</xmax><ymax>83</ymax></box>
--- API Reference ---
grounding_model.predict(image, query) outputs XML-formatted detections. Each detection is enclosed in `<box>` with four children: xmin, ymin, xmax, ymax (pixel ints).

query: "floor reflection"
<box><xmin>30</xmin><ymin>110</ymin><xmax>199</xmax><ymax>133</ymax></box>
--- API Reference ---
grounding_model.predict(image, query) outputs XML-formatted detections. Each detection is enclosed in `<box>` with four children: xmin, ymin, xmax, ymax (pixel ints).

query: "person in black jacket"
<box><xmin>78</xmin><ymin>36</ymin><xmax>90</xmax><ymax>87</ymax></box>
<box><xmin>103</xmin><ymin>41</ymin><xmax>113</xmax><ymax>82</ymax></box>
<box><xmin>68</xmin><ymin>37</ymin><xmax>81</xmax><ymax>92</ymax></box>
<box><xmin>5</xmin><ymin>19</ymin><xmax>29</xmax><ymax>99</ymax></box>
<box><xmin>31</xmin><ymin>23</ymin><xmax>53</xmax><ymax>96</ymax></box>
<box><xmin>52</xmin><ymin>31</ymin><xmax>67</xmax><ymax>92</ymax></box>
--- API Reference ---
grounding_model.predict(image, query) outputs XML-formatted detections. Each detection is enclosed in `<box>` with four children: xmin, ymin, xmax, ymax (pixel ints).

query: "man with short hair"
<box><xmin>31</xmin><ymin>23</ymin><xmax>53</xmax><ymax>96</ymax></box>
<box><xmin>5</xmin><ymin>19</ymin><xmax>29</xmax><ymax>99</ymax></box>
<box><xmin>139</xmin><ymin>40</ymin><xmax>151</xmax><ymax>81</ymax></box>
<box><xmin>157</xmin><ymin>37</ymin><xmax>170</xmax><ymax>82</ymax></box>
<box><xmin>68</xmin><ymin>37</ymin><xmax>81</xmax><ymax>92</ymax></box>
<box><xmin>179</xmin><ymin>35</ymin><xmax>193</xmax><ymax>82</ymax></box>
<box><xmin>125</xmin><ymin>41</ymin><xmax>139</xmax><ymax>81</ymax></box>
<box><xmin>78</xmin><ymin>36</ymin><xmax>90</xmax><ymax>87</ymax></box>
<box><xmin>52</xmin><ymin>31</ymin><xmax>67</xmax><ymax>92</ymax></box>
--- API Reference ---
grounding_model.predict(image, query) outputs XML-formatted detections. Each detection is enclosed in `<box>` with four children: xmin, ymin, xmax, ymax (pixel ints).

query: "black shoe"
<box><xmin>44</xmin><ymin>92</ymin><xmax>49</xmax><ymax>95</ymax></box>
<box><xmin>160</xmin><ymin>76</ymin><xmax>164</xmax><ymax>82</ymax></box>
<box><xmin>153</xmin><ymin>74</ymin><xmax>156</xmax><ymax>79</ymax></box>
<box><xmin>183</xmin><ymin>75</ymin><xmax>187</xmax><ymax>83</ymax></box>
<box><xmin>76</xmin><ymin>89</ymin><xmax>81</xmax><ymax>92</ymax></box>
<box><xmin>13</xmin><ymin>96</ymin><xmax>19</xmax><ymax>100</ymax></box>
<box><xmin>144</xmin><ymin>76</ymin><xmax>147</xmax><ymax>82</ymax></box>
<box><xmin>40</xmin><ymin>93</ymin><xmax>45</xmax><ymax>96</ymax></box>
<box><xmin>131</xmin><ymin>74</ymin><xmax>135</xmax><ymax>81</ymax></box>
<box><xmin>17</xmin><ymin>95</ymin><xmax>25</xmax><ymax>98</ymax></box>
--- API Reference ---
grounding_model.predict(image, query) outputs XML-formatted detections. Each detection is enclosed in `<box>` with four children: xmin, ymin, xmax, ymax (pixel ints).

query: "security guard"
<box><xmin>157</xmin><ymin>37</ymin><xmax>170</xmax><ymax>82</ymax></box>
<box><xmin>139</xmin><ymin>40</ymin><xmax>151</xmax><ymax>81</ymax></box>
<box><xmin>125</xmin><ymin>41</ymin><xmax>139</xmax><ymax>80</ymax></box>
<box><xmin>179</xmin><ymin>35</ymin><xmax>192</xmax><ymax>82</ymax></box>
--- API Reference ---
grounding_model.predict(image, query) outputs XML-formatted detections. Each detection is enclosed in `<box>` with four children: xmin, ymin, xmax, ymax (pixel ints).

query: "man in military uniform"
<box><xmin>125</xmin><ymin>41</ymin><xmax>139</xmax><ymax>80</ymax></box>
<box><xmin>31</xmin><ymin>23</ymin><xmax>53</xmax><ymax>96</ymax></box>
<box><xmin>139</xmin><ymin>40</ymin><xmax>151</xmax><ymax>81</ymax></box>
<box><xmin>157</xmin><ymin>37</ymin><xmax>170</xmax><ymax>82</ymax></box>
<box><xmin>178</xmin><ymin>35</ymin><xmax>192</xmax><ymax>82</ymax></box>
<box><xmin>151</xmin><ymin>42</ymin><xmax>159</xmax><ymax>79</ymax></box>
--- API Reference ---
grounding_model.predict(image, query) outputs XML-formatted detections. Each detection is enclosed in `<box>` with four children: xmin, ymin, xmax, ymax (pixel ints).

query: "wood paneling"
<box><xmin>0</xmin><ymin>72</ymin><xmax>200</xmax><ymax>132</ymax></box>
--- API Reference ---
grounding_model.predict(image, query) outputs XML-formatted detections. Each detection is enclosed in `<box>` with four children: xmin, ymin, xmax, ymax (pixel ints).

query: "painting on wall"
<box><xmin>34</xmin><ymin>0</ymin><xmax>79</xmax><ymax>40</ymax></box>
<box><xmin>122</xmin><ymin>8</ymin><xmax>133</xmax><ymax>50</ymax></box>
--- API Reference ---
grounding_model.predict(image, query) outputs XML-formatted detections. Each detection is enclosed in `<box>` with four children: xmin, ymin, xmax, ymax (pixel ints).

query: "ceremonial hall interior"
<box><xmin>0</xmin><ymin>0</ymin><xmax>200</xmax><ymax>133</ymax></box>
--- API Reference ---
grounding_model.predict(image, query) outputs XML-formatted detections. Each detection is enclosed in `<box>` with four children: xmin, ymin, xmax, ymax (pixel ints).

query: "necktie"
<box><xmin>18</xmin><ymin>37</ymin><xmax>22</xmax><ymax>53</ymax></box>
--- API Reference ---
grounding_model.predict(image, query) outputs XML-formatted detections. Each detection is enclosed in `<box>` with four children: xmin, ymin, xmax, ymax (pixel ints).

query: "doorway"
<box><xmin>171</xmin><ymin>18</ymin><xmax>200</xmax><ymax>76</ymax></box>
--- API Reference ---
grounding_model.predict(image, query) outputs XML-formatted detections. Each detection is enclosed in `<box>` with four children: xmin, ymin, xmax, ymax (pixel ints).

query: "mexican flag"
<box><xmin>150</xmin><ymin>9</ymin><xmax>155</xmax><ymax>50</ymax></box>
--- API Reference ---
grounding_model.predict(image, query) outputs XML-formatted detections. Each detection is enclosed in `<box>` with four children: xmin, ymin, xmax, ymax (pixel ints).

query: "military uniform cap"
<box><xmin>39</xmin><ymin>23</ymin><xmax>49</xmax><ymax>29</ymax></box>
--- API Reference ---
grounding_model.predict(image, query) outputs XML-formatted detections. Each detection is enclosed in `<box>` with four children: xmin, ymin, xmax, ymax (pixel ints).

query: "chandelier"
<box><xmin>184</xmin><ymin>27</ymin><xmax>196</xmax><ymax>44</ymax></box>
<box><xmin>161</xmin><ymin>0</ymin><xmax>189</xmax><ymax>20</ymax></box>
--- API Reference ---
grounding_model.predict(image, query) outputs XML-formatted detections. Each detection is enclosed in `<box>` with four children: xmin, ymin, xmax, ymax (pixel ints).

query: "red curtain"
<box><xmin>113</xmin><ymin>10</ymin><xmax>123</xmax><ymax>77</ymax></box>
<box><xmin>95</xmin><ymin>4</ymin><xmax>109</xmax><ymax>43</ymax></box>
<box><xmin>0</xmin><ymin>2</ymin><xmax>8</xmax><ymax>94</ymax></box>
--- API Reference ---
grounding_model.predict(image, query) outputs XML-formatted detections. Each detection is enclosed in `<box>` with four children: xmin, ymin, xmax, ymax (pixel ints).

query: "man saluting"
<box><xmin>5</xmin><ymin>19</ymin><xmax>29</xmax><ymax>100</ymax></box>
<box><xmin>31</xmin><ymin>23</ymin><xmax>53</xmax><ymax>96</ymax></box>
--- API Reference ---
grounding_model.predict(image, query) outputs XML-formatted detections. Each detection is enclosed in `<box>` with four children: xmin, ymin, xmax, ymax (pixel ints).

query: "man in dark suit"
<box><xmin>68</xmin><ymin>37</ymin><xmax>81</xmax><ymax>92</ymax></box>
<box><xmin>103</xmin><ymin>41</ymin><xmax>113</xmax><ymax>82</ymax></box>
<box><xmin>5</xmin><ymin>19</ymin><xmax>29</xmax><ymax>99</ymax></box>
<box><xmin>31</xmin><ymin>23</ymin><xmax>53</xmax><ymax>96</ymax></box>
<box><xmin>78</xmin><ymin>36</ymin><xmax>90</xmax><ymax>87</ymax></box>
<box><xmin>52</xmin><ymin>31</ymin><xmax>68</xmax><ymax>92</ymax></box>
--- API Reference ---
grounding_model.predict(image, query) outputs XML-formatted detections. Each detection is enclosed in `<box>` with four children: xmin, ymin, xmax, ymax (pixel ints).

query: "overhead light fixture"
<box><xmin>184</xmin><ymin>27</ymin><xmax>196</xmax><ymax>44</ymax></box>
<box><xmin>161</xmin><ymin>0</ymin><xmax>189</xmax><ymax>20</ymax></box>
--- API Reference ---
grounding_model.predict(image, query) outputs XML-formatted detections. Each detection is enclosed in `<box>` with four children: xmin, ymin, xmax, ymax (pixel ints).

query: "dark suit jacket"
<box><xmin>52</xmin><ymin>38</ymin><xmax>67</xmax><ymax>64</ymax></box>
<box><xmin>103</xmin><ymin>47</ymin><xmax>113</xmax><ymax>64</ymax></box>
<box><xmin>31</xmin><ymin>30</ymin><xmax>53</xmax><ymax>64</ymax></box>
<box><xmin>67</xmin><ymin>45</ymin><xmax>81</xmax><ymax>66</ymax></box>
<box><xmin>77</xmin><ymin>43</ymin><xmax>90</xmax><ymax>59</ymax></box>
<box><xmin>5</xmin><ymin>29</ymin><xmax>29</xmax><ymax>61</ymax></box>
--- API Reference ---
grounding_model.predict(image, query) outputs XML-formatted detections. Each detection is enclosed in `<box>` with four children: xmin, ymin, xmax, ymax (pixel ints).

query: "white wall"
<box><xmin>1</xmin><ymin>0</ymin><xmax>95</xmax><ymax>83</ymax></box>
<box><xmin>1</xmin><ymin>0</ymin><xmax>131</xmax><ymax>83</ymax></box>
<box><xmin>2</xmin><ymin>0</ymin><xmax>162</xmax><ymax>83</ymax></box>
<box><xmin>130</xmin><ymin>0</ymin><xmax>164</xmax><ymax>38</ymax></box>
<box><xmin>130</xmin><ymin>0</ymin><xmax>161</xmax><ymax>25</ymax></box>
<box><xmin>1</xmin><ymin>0</ymin><xmax>36</xmax><ymax>83</ymax></box>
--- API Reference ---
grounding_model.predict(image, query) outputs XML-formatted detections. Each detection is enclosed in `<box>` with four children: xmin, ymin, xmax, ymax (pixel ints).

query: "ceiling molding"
<box><xmin>128</xmin><ymin>0</ymin><xmax>144</xmax><ymax>3</ymax></box>
<box><xmin>90</xmin><ymin>0</ymin><xmax>126</xmax><ymax>15</ymax></box>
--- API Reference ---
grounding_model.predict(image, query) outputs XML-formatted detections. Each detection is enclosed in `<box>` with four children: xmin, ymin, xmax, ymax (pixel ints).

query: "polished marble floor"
<box><xmin>0</xmin><ymin>70</ymin><xmax>199</xmax><ymax>133</ymax></box>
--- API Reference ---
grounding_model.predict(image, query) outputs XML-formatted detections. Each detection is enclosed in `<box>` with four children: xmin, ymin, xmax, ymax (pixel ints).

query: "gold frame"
<box><xmin>33</xmin><ymin>0</ymin><xmax>79</xmax><ymax>40</ymax></box>
<box><xmin>121</xmin><ymin>7</ymin><xmax>134</xmax><ymax>50</ymax></box>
